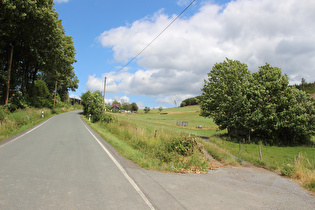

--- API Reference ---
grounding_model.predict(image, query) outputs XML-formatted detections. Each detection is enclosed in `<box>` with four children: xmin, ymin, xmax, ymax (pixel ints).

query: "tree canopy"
<box><xmin>200</xmin><ymin>58</ymin><xmax>315</xmax><ymax>146</ymax></box>
<box><xmin>0</xmin><ymin>0</ymin><xmax>78</xmax><ymax>107</ymax></box>
<box><xmin>81</xmin><ymin>91</ymin><xmax>103</xmax><ymax>122</ymax></box>
<box><xmin>180</xmin><ymin>96</ymin><xmax>200</xmax><ymax>107</ymax></box>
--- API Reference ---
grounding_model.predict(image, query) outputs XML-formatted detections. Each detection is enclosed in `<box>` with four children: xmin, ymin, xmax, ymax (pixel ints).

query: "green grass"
<box><xmin>116</xmin><ymin>105</ymin><xmax>226</xmax><ymax>137</ymax></box>
<box><xmin>83</xmin><ymin>113</ymin><xmax>212</xmax><ymax>173</ymax></box>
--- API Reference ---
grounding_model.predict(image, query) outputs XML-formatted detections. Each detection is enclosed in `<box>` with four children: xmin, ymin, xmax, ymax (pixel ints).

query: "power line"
<box><xmin>113</xmin><ymin>0</ymin><xmax>196</xmax><ymax>75</ymax></box>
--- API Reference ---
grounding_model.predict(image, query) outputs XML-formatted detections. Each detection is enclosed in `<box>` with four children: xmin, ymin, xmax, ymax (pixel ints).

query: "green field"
<box><xmin>118</xmin><ymin>105</ymin><xmax>225</xmax><ymax>137</ymax></box>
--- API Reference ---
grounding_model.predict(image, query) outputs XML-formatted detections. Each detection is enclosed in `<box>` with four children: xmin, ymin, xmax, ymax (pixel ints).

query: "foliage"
<box><xmin>200</xmin><ymin>58</ymin><xmax>252</xmax><ymax>137</ymax></box>
<box><xmin>121</xmin><ymin>101</ymin><xmax>131</xmax><ymax>111</ymax></box>
<box><xmin>200</xmin><ymin>58</ymin><xmax>315</xmax><ymax>146</ymax></box>
<box><xmin>0</xmin><ymin>0</ymin><xmax>78</xmax><ymax>105</ymax></box>
<box><xmin>167</xmin><ymin>136</ymin><xmax>197</xmax><ymax>156</ymax></box>
<box><xmin>158</xmin><ymin>106</ymin><xmax>163</xmax><ymax>112</ymax></box>
<box><xmin>180</xmin><ymin>96</ymin><xmax>200</xmax><ymax>107</ymax></box>
<box><xmin>144</xmin><ymin>106</ymin><xmax>150</xmax><ymax>114</ymax></box>
<box><xmin>130</xmin><ymin>102</ymin><xmax>139</xmax><ymax>112</ymax></box>
<box><xmin>30</xmin><ymin>80</ymin><xmax>52</xmax><ymax>108</ymax></box>
<box><xmin>100</xmin><ymin>113</ymin><xmax>116</xmax><ymax>124</ymax></box>
<box><xmin>249</xmin><ymin>64</ymin><xmax>315</xmax><ymax>145</ymax></box>
<box><xmin>81</xmin><ymin>91</ymin><xmax>103</xmax><ymax>122</ymax></box>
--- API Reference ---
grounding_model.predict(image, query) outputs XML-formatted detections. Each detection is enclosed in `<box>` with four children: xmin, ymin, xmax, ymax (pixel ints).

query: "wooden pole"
<box><xmin>239</xmin><ymin>141</ymin><xmax>241</xmax><ymax>152</ymax></box>
<box><xmin>5</xmin><ymin>44</ymin><xmax>13</xmax><ymax>105</ymax></box>
<box><xmin>103</xmin><ymin>77</ymin><xmax>107</xmax><ymax>111</ymax></box>
<box><xmin>259</xmin><ymin>145</ymin><xmax>263</xmax><ymax>160</ymax></box>
<box><xmin>53</xmin><ymin>81</ymin><xmax>57</xmax><ymax>107</ymax></box>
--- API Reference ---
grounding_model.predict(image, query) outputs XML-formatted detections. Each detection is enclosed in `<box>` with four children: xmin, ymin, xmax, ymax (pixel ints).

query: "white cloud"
<box><xmin>69</xmin><ymin>94</ymin><xmax>80</xmax><ymax>100</ymax></box>
<box><xmin>105</xmin><ymin>95</ymin><xmax>130</xmax><ymax>104</ymax></box>
<box><xmin>94</xmin><ymin>0</ymin><xmax>315</xmax><ymax>105</ymax></box>
<box><xmin>86</xmin><ymin>74</ymin><xmax>103</xmax><ymax>92</ymax></box>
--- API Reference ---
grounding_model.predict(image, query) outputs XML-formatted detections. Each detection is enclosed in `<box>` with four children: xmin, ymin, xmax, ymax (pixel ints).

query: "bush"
<box><xmin>0</xmin><ymin>106</ymin><xmax>9</xmax><ymax>122</ymax></box>
<box><xmin>100</xmin><ymin>113</ymin><xmax>116</xmax><ymax>124</ymax></box>
<box><xmin>168</xmin><ymin>136</ymin><xmax>198</xmax><ymax>156</ymax></box>
<box><xmin>81</xmin><ymin>90</ymin><xmax>103</xmax><ymax>122</ymax></box>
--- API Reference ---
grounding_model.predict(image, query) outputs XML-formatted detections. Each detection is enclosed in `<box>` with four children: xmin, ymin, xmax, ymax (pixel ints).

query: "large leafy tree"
<box><xmin>0</xmin><ymin>0</ymin><xmax>78</xmax><ymax>105</ymax></box>
<box><xmin>200</xmin><ymin>58</ymin><xmax>252</xmax><ymax>137</ymax></box>
<box><xmin>130</xmin><ymin>102</ymin><xmax>139</xmax><ymax>112</ymax></box>
<box><xmin>200</xmin><ymin>59</ymin><xmax>315</xmax><ymax>145</ymax></box>
<box><xmin>249</xmin><ymin>64</ymin><xmax>315</xmax><ymax>145</ymax></box>
<box><xmin>81</xmin><ymin>91</ymin><xmax>103</xmax><ymax>122</ymax></box>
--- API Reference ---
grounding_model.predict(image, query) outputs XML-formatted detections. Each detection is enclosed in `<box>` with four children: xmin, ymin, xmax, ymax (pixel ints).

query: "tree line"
<box><xmin>81</xmin><ymin>90</ymin><xmax>139</xmax><ymax>122</ymax></box>
<box><xmin>293</xmin><ymin>78</ymin><xmax>315</xmax><ymax>94</ymax></box>
<box><xmin>0</xmin><ymin>0</ymin><xmax>78</xmax><ymax>110</ymax></box>
<box><xmin>200</xmin><ymin>58</ymin><xmax>315</xmax><ymax>146</ymax></box>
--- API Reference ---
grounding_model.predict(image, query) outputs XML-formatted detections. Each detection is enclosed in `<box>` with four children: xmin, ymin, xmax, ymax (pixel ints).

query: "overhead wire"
<box><xmin>113</xmin><ymin>0</ymin><xmax>196</xmax><ymax>75</ymax></box>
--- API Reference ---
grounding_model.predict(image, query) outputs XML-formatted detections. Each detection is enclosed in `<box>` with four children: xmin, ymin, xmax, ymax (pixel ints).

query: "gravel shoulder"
<box><xmin>127</xmin><ymin>165</ymin><xmax>315</xmax><ymax>209</ymax></box>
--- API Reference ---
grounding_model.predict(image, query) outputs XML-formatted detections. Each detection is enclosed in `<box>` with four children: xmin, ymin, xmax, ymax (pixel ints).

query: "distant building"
<box><xmin>111</xmin><ymin>104</ymin><xmax>120</xmax><ymax>111</ymax></box>
<box><xmin>70</xmin><ymin>97</ymin><xmax>81</xmax><ymax>105</ymax></box>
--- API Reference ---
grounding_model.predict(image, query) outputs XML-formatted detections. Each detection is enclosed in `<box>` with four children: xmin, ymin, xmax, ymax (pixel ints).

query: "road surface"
<box><xmin>0</xmin><ymin>111</ymin><xmax>314</xmax><ymax>209</ymax></box>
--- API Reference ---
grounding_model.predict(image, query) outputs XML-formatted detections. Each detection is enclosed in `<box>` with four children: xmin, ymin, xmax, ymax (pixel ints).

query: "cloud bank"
<box><xmin>91</xmin><ymin>0</ymin><xmax>315</xmax><ymax>106</ymax></box>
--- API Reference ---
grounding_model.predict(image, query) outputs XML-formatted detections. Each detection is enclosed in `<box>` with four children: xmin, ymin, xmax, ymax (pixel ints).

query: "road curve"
<box><xmin>0</xmin><ymin>111</ymin><xmax>314</xmax><ymax>209</ymax></box>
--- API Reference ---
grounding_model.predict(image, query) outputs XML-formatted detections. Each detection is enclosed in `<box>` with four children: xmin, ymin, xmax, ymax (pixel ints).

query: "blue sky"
<box><xmin>54</xmin><ymin>0</ymin><xmax>315</xmax><ymax>108</ymax></box>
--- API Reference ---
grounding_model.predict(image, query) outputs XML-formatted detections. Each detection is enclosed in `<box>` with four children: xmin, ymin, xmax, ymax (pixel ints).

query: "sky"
<box><xmin>53</xmin><ymin>0</ymin><xmax>315</xmax><ymax>108</ymax></box>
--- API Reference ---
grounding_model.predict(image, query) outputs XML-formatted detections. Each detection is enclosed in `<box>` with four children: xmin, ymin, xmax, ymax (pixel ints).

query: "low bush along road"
<box><xmin>0</xmin><ymin>111</ymin><xmax>314</xmax><ymax>209</ymax></box>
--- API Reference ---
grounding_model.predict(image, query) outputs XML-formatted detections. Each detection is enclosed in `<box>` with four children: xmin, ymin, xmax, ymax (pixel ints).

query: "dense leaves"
<box><xmin>81</xmin><ymin>91</ymin><xmax>103</xmax><ymax>122</ymax></box>
<box><xmin>180</xmin><ymin>96</ymin><xmax>200</xmax><ymax>107</ymax></box>
<box><xmin>200</xmin><ymin>58</ymin><xmax>252</xmax><ymax>136</ymax></box>
<box><xmin>0</xmin><ymin>0</ymin><xmax>78</xmax><ymax>106</ymax></box>
<box><xmin>200</xmin><ymin>58</ymin><xmax>315</xmax><ymax>145</ymax></box>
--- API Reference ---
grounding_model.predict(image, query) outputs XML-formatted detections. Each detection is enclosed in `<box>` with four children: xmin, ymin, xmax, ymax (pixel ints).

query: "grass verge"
<box><xmin>208</xmin><ymin>136</ymin><xmax>315</xmax><ymax>192</ymax></box>
<box><xmin>83</xmin><ymin>115</ymin><xmax>219</xmax><ymax>173</ymax></box>
<box><xmin>0</xmin><ymin>106</ymin><xmax>81</xmax><ymax>142</ymax></box>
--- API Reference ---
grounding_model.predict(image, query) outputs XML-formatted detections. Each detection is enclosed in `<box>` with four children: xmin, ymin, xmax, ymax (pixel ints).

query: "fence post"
<box><xmin>154</xmin><ymin>130</ymin><xmax>157</xmax><ymax>138</ymax></box>
<box><xmin>239</xmin><ymin>141</ymin><xmax>241</xmax><ymax>152</ymax></box>
<box><xmin>295</xmin><ymin>152</ymin><xmax>301</xmax><ymax>165</ymax></box>
<box><xmin>259</xmin><ymin>145</ymin><xmax>263</xmax><ymax>160</ymax></box>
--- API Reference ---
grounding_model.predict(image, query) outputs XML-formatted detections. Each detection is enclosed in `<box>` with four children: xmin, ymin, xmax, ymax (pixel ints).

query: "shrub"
<box><xmin>0</xmin><ymin>106</ymin><xmax>9</xmax><ymax>122</ymax></box>
<box><xmin>100</xmin><ymin>113</ymin><xmax>116</xmax><ymax>123</ymax></box>
<box><xmin>168</xmin><ymin>136</ymin><xmax>198</xmax><ymax>156</ymax></box>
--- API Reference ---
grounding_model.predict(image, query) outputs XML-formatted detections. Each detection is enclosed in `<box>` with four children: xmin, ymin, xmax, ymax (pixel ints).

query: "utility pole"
<box><xmin>103</xmin><ymin>77</ymin><xmax>107</xmax><ymax>112</ymax></box>
<box><xmin>53</xmin><ymin>81</ymin><xmax>57</xmax><ymax>107</ymax></box>
<box><xmin>5</xmin><ymin>44</ymin><xmax>13</xmax><ymax>105</ymax></box>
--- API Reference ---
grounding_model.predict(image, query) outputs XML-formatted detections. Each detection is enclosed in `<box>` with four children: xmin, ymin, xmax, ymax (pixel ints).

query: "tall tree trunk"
<box><xmin>5</xmin><ymin>44</ymin><xmax>14</xmax><ymax>105</ymax></box>
<box><xmin>53</xmin><ymin>81</ymin><xmax>57</xmax><ymax>107</ymax></box>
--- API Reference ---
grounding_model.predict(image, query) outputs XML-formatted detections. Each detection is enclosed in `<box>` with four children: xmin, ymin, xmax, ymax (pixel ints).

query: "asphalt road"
<box><xmin>0</xmin><ymin>111</ymin><xmax>314</xmax><ymax>209</ymax></box>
